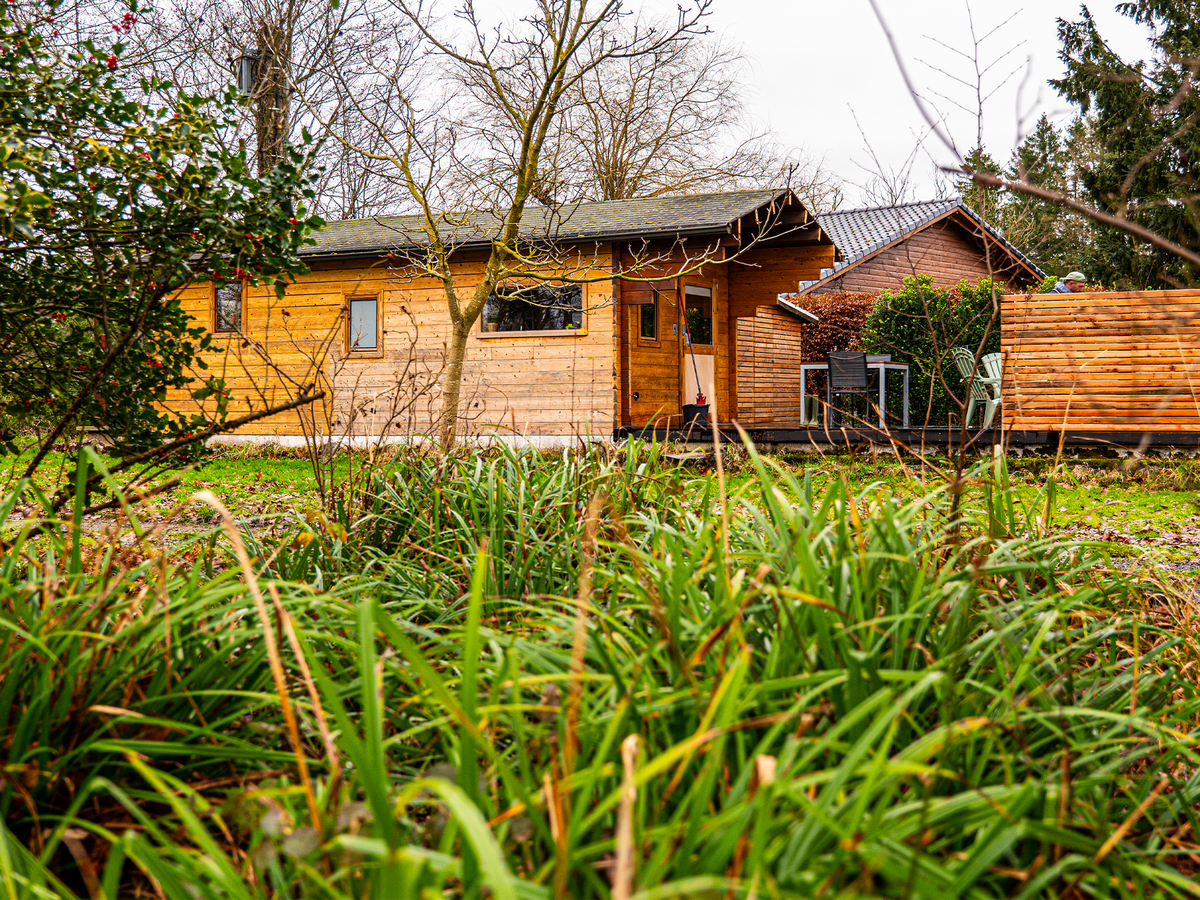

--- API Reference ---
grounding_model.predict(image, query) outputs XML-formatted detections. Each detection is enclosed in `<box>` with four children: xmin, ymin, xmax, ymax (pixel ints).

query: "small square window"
<box><xmin>639</xmin><ymin>293</ymin><xmax>658</xmax><ymax>340</ymax></box>
<box><xmin>214</xmin><ymin>283</ymin><xmax>242</xmax><ymax>332</ymax></box>
<box><xmin>483</xmin><ymin>283</ymin><xmax>583</xmax><ymax>333</ymax></box>
<box><xmin>348</xmin><ymin>296</ymin><xmax>378</xmax><ymax>351</ymax></box>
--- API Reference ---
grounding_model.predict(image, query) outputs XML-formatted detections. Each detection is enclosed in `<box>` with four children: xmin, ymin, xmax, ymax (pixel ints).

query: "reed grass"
<box><xmin>2</xmin><ymin>442</ymin><xmax>1199</xmax><ymax>898</ymax></box>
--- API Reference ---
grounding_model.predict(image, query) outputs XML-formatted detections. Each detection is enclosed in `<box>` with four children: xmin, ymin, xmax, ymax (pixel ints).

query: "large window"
<box><xmin>347</xmin><ymin>295</ymin><xmax>379</xmax><ymax>352</ymax></box>
<box><xmin>483</xmin><ymin>283</ymin><xmax>583</xmax><ymax>334</ymax></box>
<box><xmin>214</xmin><ymin>283</ymin><xmax>243</xmax><ymax>332</ymax></box>
<box><xmin>684</xmin><ymin>285</ymin><xmax>712</xmax><ymax>346</ymax></box>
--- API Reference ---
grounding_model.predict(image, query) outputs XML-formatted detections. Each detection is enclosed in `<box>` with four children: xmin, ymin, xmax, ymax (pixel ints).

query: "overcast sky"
<box><xmin>699</xmin><ymin>0</ymin><xmax>1151</xmax><ymax>207</ymax></box>
<box><xmin>474</xmin><ymin>1</ymin><xmax>1153</xmax><ymax>207</ymax></box>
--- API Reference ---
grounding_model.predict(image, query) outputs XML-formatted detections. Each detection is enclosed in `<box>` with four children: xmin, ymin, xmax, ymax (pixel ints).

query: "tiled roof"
<box><xmin>818</xmin><ymin>199</ymin><xmax>961</xmax><ymax>266</ymax></box>
<box><xmin>794</xmin><ymin>198</ymin><xmax>1044</xmax><ymax>293</ymax></box>
<box><xmin>303</xmin><ymin>189</ymin><xmax>790</xmax><ymax>257</ymax></box>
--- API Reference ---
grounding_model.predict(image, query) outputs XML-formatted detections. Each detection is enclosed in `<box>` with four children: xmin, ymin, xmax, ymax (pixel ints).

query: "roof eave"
<box><xmin>950</xmin><ymin>204</ymin><xmax>1046</xmax><ymax>280</ymax></box>
<box><xmin>301</xmin><ymin>222</ymin><xmax>740</xmax><ymax>260</ymax></box>
<box><xmin>777</xmin><ymin>296</ymin><xmax>820</xmax><ymax>323</ymax></box>
<box><xmin>797</xmin><ymin>202</ymin><xmax>1044</xmax><ymax>294</ymax></box>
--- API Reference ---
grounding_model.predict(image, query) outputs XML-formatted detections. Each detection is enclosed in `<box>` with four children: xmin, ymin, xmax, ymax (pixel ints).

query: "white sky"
<box><xmin>701</xmin><ymin>0</ymin><xmax>1151</xmax><ymax>206</ymax></box>
<box><xmin>475</xmin><ymin>0</ymin><xmax>1154</xmax><ymax>207</ymax></box>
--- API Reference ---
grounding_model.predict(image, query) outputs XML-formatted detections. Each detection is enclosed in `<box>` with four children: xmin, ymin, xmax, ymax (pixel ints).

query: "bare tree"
<box><xmin>305</xmin><ymin>0</ymin><xmax>735</xmax><ymax>449</ymax></box>
<box><xmin>514</xmin><ymin>27</ymin><xmax>842</xmax><ymax>210</ymax></box>
<box><xmin>127</xmin><ymin>0</ymin><xmax>418</xmax><ymax>211</ymax></box>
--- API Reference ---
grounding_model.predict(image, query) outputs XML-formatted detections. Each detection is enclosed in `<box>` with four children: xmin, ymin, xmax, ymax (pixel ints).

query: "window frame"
<box><xmin>345</xmin><ymin>293</ymin><xmax>383</xmax><ymax>358</ymax></box>
<box><xmin>636</xmin><ymin>288</ymin><xmax>662</xmax><ymax>347</ymax></box>
<box><xmin>479</xmin><ymin>281</ymin><xmax>588</xmax><ymax>338</ymax></box>
<box><xmin>682</xmin><ymin>283</ymin><xmax>714</xmax><ymax>348</ymax></box>
<box><xmin>212</xmin><ymin>281</ymin><xmax>245</xmax><ymax>334</ymax></box>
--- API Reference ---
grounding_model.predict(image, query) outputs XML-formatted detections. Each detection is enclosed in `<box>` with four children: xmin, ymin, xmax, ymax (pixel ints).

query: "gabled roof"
<box><xmin>303</xmin><ymin>189</ymin><xmax>815</xmax><ymax>258</ymax></box>
<box><xmin>795</xmin><ymin>198</ymin><xmax>1043</xmax><ymax>294</ymax></box>
<box><xmin>820</xmin><ymin>199</ymin><xmax>960</xmax><ymax>265</ymax></box>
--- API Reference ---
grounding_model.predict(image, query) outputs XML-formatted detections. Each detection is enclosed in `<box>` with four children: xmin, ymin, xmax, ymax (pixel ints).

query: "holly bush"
<box><xmin>0</xmin><ymin>0</ymin><xmax>322</xmax><ymax>461</ymax></box>
<box><xmin>860</xmin><ymin>275</ymin><xmax>1002</xmax><ymax>427</ymax></box>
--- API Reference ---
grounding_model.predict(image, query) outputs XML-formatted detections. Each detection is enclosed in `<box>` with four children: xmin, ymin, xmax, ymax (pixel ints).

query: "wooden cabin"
<box><xmin>796</xmin><ymin>199</ymin><xmax>1043</xmax><ymax>296</ymax></box>
<box><xmin>169</xmin><ymin>189</ymin><xmax>838</xmax><ymax>442</ymax></box>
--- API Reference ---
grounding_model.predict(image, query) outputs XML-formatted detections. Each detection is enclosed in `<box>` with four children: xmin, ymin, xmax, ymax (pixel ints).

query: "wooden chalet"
<box><xmin>796</xmin><ymin>199</ymin><xmax>1043</xmax><ymax>296</ymax></box>
<box><xmin>170</xmin><ymin>189</ymin><xmax>840</xmax><ymax>442</ymax></box>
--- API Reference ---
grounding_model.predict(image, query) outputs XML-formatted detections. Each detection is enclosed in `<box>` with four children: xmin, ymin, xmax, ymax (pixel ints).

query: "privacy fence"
<box><xmin>1001</xmin><ymin>289</ymin><xmax>1200</xmax><ymax>433</ymax></box>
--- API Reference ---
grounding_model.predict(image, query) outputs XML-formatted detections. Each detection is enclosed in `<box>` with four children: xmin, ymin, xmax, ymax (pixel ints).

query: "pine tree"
<box><xmin>1003</xmin><ymin>114</ymin><xmax>1088</xmax><ymax>275</ymax></box>
<box><xmin>957</xmin><ymin>147</ymin><xmax>1005</xmax><ymax>221</ymax></box>
<box><xmin>1052</xmin><ymin>2</ymin><xmax>1200</xmax><ymax>288</ymax></box>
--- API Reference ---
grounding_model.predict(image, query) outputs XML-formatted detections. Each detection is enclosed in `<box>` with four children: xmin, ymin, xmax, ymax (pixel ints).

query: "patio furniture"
<box><xmin>951</xmin><ymin>347</ymin><xmax>1002</xmax><ymax>428</ymax></box>
<box><xmin>799</xmin><ymin>359</ymin><xmax>911</xmax><ymax>429</ymax></box>
<box><xmin>981</xmin><ymin>351</ymin><xmax>1002</xmax><ymax>382</ymax></box>
<box><xmin>826</xmin><ymin>352</ymin><xmax>871</xmax><ymax>426</ymax></box>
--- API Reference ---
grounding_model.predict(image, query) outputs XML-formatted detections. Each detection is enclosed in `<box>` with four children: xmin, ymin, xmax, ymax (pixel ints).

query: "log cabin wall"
<box><xmin>167</xmin><ymin>247</ymin><xmax>617</xmax><ymax>439</ymax></box>
<box><xmin>1002</xmin><ymin>290</ymin><xmax>1200</xmax><ymax>432</ymax></box>
<box><xmin>726</xmin><ymin>242</ymin><xmax>832</xmax><ymax>419</ymax></box>
<box><xmin>727</xmin><ymin>244</ymin><xmax>836</xmax><ymax>317</ymax></box>
<box><xmin>809</xmin><ymin>218</ymin><xmax>1024</xmax><ymax>295</ymax></box>
<box><xmin>618</xmin><ymin>243</ymin><xmax>730</xmax><ymax>428</ymax></box>
<box><xmin>734</xmin><ymin>307</ymin><xmax>807</xmax><ymax>426</ymax></box>
<box><xmin>167</xmin><ymin>280</ymin><xmax>345</xmax><ymax>437</ymax></box>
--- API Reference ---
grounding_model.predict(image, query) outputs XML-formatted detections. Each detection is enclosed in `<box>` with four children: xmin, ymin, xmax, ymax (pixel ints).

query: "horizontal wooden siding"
<box><xmin>1001</xmin><ymin>290</ymin><xmax>1200</xmax><ymax>432</ymax></box>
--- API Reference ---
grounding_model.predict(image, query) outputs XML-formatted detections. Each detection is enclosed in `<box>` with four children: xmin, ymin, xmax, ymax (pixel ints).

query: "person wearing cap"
<box><xmin>1051</xmin><ymin>270</ymin><xmax>1087</xmax><ymax>293</ymax></box>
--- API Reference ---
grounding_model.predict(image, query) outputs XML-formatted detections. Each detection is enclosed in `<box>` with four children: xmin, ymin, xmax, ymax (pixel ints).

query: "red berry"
<box><xmin>106</xmin><ymin>55</ymin><xmax>116</xmax><ymax>69</ymax></box>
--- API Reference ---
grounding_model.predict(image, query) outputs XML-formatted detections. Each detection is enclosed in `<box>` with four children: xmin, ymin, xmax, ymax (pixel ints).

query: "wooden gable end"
<box><xmin>810</xmin><ymin>210</ymin><xmax>1041</xmax><ymax>296</ymax></box>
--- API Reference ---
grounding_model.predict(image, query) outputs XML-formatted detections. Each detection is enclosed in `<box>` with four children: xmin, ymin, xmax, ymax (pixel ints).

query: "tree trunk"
<box><xmin>439</xmin><ymin>321</ymin><xmax>472</xmax><ymax>449</ymax></box>
<box><xmin>255</xmin><ymin>19</ymin><xmax>290</xmax><ymax>176</ymax></box>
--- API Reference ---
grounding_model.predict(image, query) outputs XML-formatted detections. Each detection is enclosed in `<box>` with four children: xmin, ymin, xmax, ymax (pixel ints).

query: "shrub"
<box><xmin>0</xmin><ymin>0</ymin><xmax>321</xmax><ymax>461</ymax></box>
<box><xmin>798</xmin><ymin>291</ymin><xmax>878</xmax><ymax>364</ymax></box>
<box><xmin>861</xmin><ymin>275</ymin><xmax>1002</xmax><ymax>426</ymax></box>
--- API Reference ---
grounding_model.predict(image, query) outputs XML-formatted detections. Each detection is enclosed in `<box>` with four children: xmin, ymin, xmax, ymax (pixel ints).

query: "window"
<box><xmin>214</xmin><ymin>283</ymin><xmax>243</xmax><ymax>332</ymax></box>
<box><xmin>639</xmin><ymin>292</ymin><xmax>658</xmax><ymax>341</ymax></box>
<box><xmin>348</xmin><ymin>295</ymin><xmax>379</xmax><ymax>352</ymax></box>
<box><xmin>483</xmin><ymin>283</ymin><xmax>583</xmax><ymax>334</ymax></box>
<box><xmin>684</xmin><ymin>285</ymin><xmax>712</xmax><ymax>346</ymax></box>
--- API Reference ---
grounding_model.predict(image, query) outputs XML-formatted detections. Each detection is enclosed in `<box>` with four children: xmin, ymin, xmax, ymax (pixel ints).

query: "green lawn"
<box><xmin>4</xmin><ymin>442</ymin><xmax>1198</xmax><ymax>562</ymax></box>
<box><xmin>722</xmin><ymin>450</ymin><xmax>1200</xmax><ymax>563</ymax></box>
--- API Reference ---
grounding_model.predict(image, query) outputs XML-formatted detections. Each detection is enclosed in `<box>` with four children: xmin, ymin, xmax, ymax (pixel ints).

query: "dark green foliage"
<box><xmin>1003</xmin><ymin>115</ymin><xmax>1095</xmax><ymax>276</ymax></box>
<box><xmin>1051</xmin><ymin>2</ymin><xmax>1200</xmax><ymax>288</ymax></box>
<box><xmin>956</xmin><ymin>146</ymin><xmax>1006</xmax><ymax>222</ymax></box>
<box><xmin>860</xmin><ymin>275</ymin><xmax>1001</xmax><ymax>426</ymax></box>
<box><xmin>0</xmin><ymin>0</ymin><xmax>321</xmax><ymax>457</ymax></box>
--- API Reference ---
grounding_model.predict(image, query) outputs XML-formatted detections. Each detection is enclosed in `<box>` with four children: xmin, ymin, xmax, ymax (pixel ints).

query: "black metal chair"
<box><xmin>826</xmin><ymin>352</ymin><xmax>870</xmax><ymax>427</ymax></box>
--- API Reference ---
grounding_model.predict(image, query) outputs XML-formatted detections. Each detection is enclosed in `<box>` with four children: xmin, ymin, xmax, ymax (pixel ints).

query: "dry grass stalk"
<box><xmin>612</xmin><ymin>734</ymin><xmax>640</xmax><ymax>900</ymax></box>
<box><xmin>196</xmin><ymin>490</ymin><xmax>323</xmax><ymax>832</ymax></box>
<box><xmin>565</xmin><ymin>492</ymin><xmax>606</xmax><ymax>778</ymax></box>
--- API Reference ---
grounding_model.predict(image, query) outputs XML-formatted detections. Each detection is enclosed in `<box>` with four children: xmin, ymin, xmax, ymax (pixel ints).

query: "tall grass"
<box><xmin>2</xmin><ymin>443</ymin><xmax>1198</xmax><ymax>898</ymax></box>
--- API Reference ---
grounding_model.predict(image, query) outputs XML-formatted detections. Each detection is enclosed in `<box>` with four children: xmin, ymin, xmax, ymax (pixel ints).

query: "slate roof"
<box><xmin>795</xmin><ymin>198</ymin><xmax>1043</xmax><ymax>294</ymax></box>
<box><xmin>303</xmin><ymin>189</ymin><xmax>793</xmax><ymax>257</ymax></box>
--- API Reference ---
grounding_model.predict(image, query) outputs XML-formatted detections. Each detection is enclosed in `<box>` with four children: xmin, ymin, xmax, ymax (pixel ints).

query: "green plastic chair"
<box><xmin>950</xmin><ymin>347</ymin><xmax>1002</xmax><ymax>428</ymax></box>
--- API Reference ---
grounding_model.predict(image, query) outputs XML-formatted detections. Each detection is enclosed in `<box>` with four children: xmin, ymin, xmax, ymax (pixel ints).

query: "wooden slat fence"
<box><xmin>1001</xmin><ymin>290</ymin><xmax>1200</xmax><ymax>431</ymax></box>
